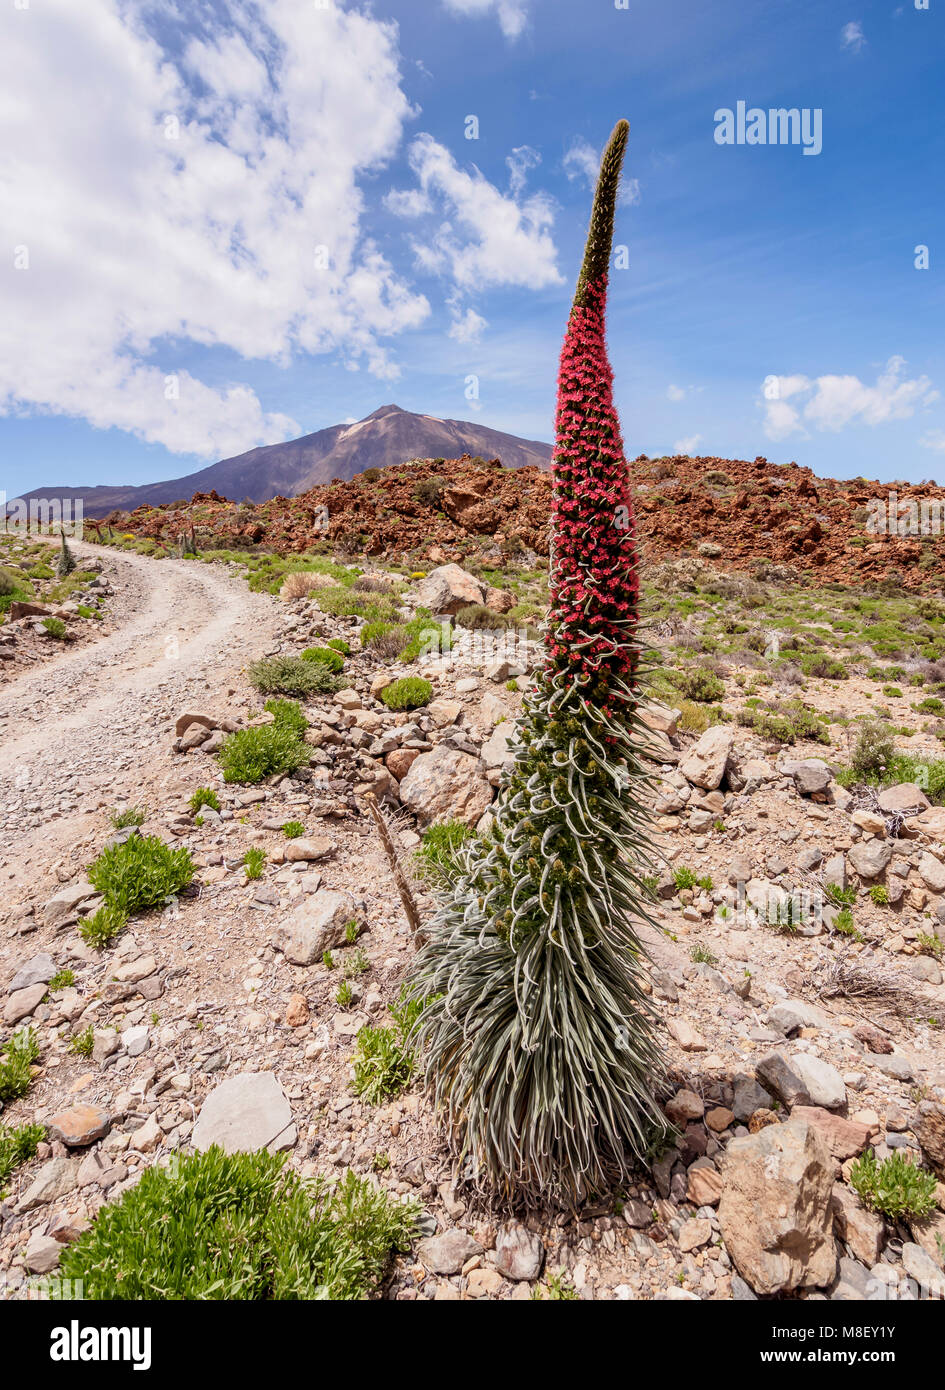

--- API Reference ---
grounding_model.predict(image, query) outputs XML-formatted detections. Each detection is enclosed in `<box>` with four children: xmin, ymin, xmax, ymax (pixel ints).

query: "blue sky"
<box><xmin>1</xmin><ymin>0</ymin><xmax>942</xmax><ymax>497</ymax></box>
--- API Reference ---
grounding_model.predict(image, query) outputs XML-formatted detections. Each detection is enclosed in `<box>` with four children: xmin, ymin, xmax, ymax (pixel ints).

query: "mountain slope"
<box><xmin>18</xmin><ymin>405</ymin><xmax>552</xmax><ymax>518</ymax></box>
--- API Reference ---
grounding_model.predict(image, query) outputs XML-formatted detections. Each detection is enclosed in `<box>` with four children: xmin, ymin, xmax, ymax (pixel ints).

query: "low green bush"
<box><xmin>413</xmin><ymin>820</ymin><xmax>473</xmax><ymax>887</ymax></box>
<box><xmin>0</xmin><ymin>1028</ymin><xmax>40</xmax><ymax>1103</ymax></box>
<box><xmin>353</xmin><ymin>993</ymin><xmax>425</xmax><ymax>1105</ymax></box>
<box><xmin>58</xmin><ymin>1147</ymin><xmax>418</xmax><ymax>1300</ymax></box>
<box><xmin>248</xmin><ymin>655</ymin><xmax>341</xmax><ymax>698</ymax></box>
<box><xmin>79</xmin><ymin>904</ymin><xmax>128</xmax><ymax>950</ymax></box>
<box><xmin>42</xmin><ymin>616</ymin><xmax>68</xmax><ymax>639</ymax></box>
<box><xmin>380</xmin><ymin>677</ymin><xmax>432</xmax><ymax>711</ymax></box>
<box><xmin>849</xmin><ymin>1148</ymin><xmax>937</xmax><ymax>1220</ymax></box>
<box><xmin>454</xmin><ymin>603</ymin><xmax>508</xmax><ymax>631</ymax></box>
<box><xmin>673</xmin><ymin>667</ymin><xmax>725</xmax><ymax>703</ymax></box>
<box><xmin>0</xmin><ymin>1121</ymin><xmax>45</xmax><ymax>1198</ymax></box>
<box><xmin>87</xmin><ymin>835</ymin><xmax>194</xmax><ymax>914</ymax></box>
<box><xmin>218</xmin><ymin>723</ymin><xmax>309</xmax><ymax>785</ymax></box>
<box><xmin>301</xmin><ymin>646</ymin><xmax>344</xmax><ymax>673</ymax></box>
<box><xmin>189</xmin><ymin>787</ymin><xmax>221</xmax><ymax>814</ymax></box>
<box><xmin>243</xmin><ymin>847</ymin><xmax>266</xmax><ymax>880</ymax></box>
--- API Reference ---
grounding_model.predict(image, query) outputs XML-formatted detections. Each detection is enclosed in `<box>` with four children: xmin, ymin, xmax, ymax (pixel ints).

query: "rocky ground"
<box><xmin>91</xmin><ymin>449</ymin><xmax>945</xmax><ymax>591</ymax></box>
<box><xmin>1</xmin><ymin>545</ymin><xmax>945</xmax><ymax>1302</ymax></box>
<box><xmin>0</xmin><ymin>537</ymin><xmax>116</xmax><ymax>685</ymax></box>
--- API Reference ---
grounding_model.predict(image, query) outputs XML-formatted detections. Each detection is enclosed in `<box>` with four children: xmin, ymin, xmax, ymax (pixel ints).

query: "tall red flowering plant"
<box><xmin>410</xmin><ymin>121</ymin><xmax>668</xmax><ymax>1207</ymax></box>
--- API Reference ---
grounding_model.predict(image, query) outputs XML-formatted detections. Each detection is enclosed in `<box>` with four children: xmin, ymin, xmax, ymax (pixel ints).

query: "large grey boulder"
<box><xmin>918</xmin><ymin>851</ymin><xmax>945</xmax><ymax>894</ymax></box>
<box><xmin>191</xmin><ymin>1073</ymin><xmax>297</xmax><ymax>1154</ymax></box>
<box><xmin>416</xmin><ymin>564</ymin><xmax>485</xmax><ymax>617</ymax></box>
<box><xmin>271</xmin><ymin>890</ymin><xmax>356</xmax><ymax>966</ymax></box>
<box><xmin>718</xmin><ymin>1116</ymin><xmax>837</xmax><ymax>1295</ymax></box>
<box><xmin>784</xmin><ymin>758</ymin><xmax>832</xmax><ymax>796</ymax></box>
<box><xmin>399</xmin><ymin>745</ymin><xmax>493</xmax><ymax>826</ymax></box>
<box><xmin>847</xmin><ymin>840</ymin><xmax>893</xmax><ymax>880</ymax></box>
<box><xmin>678</xmin><ymin>725</ymin><xmax>734</xmax><ymax>791</ymax></box>
<box><xmin>417</xmin><ymin>1229</ymin><xmax>483</xmax><ymax>1275</ymax></box>
<box><xmin>8</xmin><ymin>953</ymin><xmax>57</xmax><ymax>993</ymax></box>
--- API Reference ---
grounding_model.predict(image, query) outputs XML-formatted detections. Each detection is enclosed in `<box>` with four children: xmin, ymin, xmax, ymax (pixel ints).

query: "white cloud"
<box><xmin>674</xmin><ymin>435</ymin><xmax>703</xmax><ymax>455</ymax></box>
<box><xmin>507</xmin><ymin>145</ymin><xmax>541</xmax><ymax>198</ymax></box>
<box><xmin>921</xmin><ymin>430</ymin><xmax>945</xmax><ymax>453</ymax></box>
<box><xmin>841</xmin><ymin>21</ymin><xmax>866</xmax><ymax>52</ymax></box>
<box><xmin>666</xmin><ymin>384</ymin><xmax>686</xmax><ymax>402</ymax></box>
<box><xmin>761</xmin><ymin>358</ymin><xmax>938</xmax><ymax>440</ymax></box>
<box><xmin>564</xmin><ymin>138</ymin><xmax>641</xmax><ymax>206</ymax></box>
<box><xmin>391</xmin><ymin>134</ymin><xmax>562</xmax><ymax>293</ymax></box>
<box><xmin>441</xmin><ymin>0</ymin><xmax>529</xmax><ymax>40</ymax></box>
<box><xmin>448</xmin><ymin>306</ymin><xmax>489</xmax><ymax>344</ymax></box>
<box><xmin>0</xmin><ymin>0</ymin><xmax>431</xmax><ymax>457</ymax></box>
<box><xmin>384</xmin><ymin>188</ymin><xmax>434</xmax><ymax>218</ymax></box>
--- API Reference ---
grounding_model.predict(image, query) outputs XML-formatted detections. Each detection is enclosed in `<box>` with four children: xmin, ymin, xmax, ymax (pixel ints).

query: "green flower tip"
<box><xmin>574</xmin><ymin>118</ymin><xmax>630</xmax><ymax>308</ymax></box>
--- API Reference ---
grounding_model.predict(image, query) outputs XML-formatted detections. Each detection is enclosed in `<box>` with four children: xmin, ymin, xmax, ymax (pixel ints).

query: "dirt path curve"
<box><xmin>0</xmin><ymin>542</ymin><xmax>283</xmax><ymax>846</ymax></box>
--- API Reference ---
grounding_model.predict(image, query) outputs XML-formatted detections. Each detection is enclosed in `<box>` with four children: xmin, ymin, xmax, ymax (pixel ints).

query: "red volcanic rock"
<box><xmin>104</xmin><ymin>451</ymin><xmax>945</xmax><ymax>592</ymax></box>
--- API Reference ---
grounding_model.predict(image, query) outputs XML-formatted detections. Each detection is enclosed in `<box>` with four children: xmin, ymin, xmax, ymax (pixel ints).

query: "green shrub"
<box><xmin>243</xmin><ymin>847</ymin><xmax>266</xmax><ymax>880</ymax></box>
<box><xmin>413</xmin><ymin>477</ymin><xmax>445</xmax><ymax>507</ymax></box>
<box><xmin>0</xmin><ymin>1028</ymin><xmax>40</xmax><ymax>1103</ymax></box>
<box><xmin>736</xmin><ymin>700</ymin><xmax>830</xmax><ymax>746</ymax></box>
<box><xmin>189</xmin><ymin>787</ymin><xmax>221</xmax><ymax>814</ymax></box>
<box><xmin>850</xmin><ymin>722</ymin><xmax>895</xmax><ymax>779</ymax></box>
<box><xmin>454</xmin><ymin>603</ymin><xmax>508</xmax><ymax>631</ymax></box>
<box><xmin>109</xmin><ymin>806</ymin><xmax>146</xmax><ymax>830</ymax></box>
<box><xmin>869</xmin><ymin>885</ymin><xmax>889</xmax><ymax>906</ymax></box>
<box><xmin>353</xmin><ymin>992</ymin><xmax>425</xmax><ymax>1105</ymax></box>
<box><xmin>79</xmin><ymin>903</ymin><xmax>128</xmax><ymax>950</ymax></box>
<box><xmin>326</xmin><ymin>638</ymin><xmax>350</xmax><ymax>656</ymax></box>
<box><xmin>69</xmin><ymin>1025</ymin><xmax>95</xmax><ymax>1058</ymax></box>
<box><xmin>47</xmin><ymin>968</ymin><xmax>75</xmax><ymax>991</ymax></box>
<box><xmin>918</xmin><ymin>930</ymin><xmax>944</xmax><ymax>960</ymax></box>
<box><xmin>672</xmin><ymin>866</ymin><xmax>712</xmax><ymax>892</ymax></box>
<box><xmin>42</xmin><ymin>616</ymin><xmax>68</xmax><ymax>639</ymax></box>
<box><xmin>799</xmin><ymin>653</ymin><xmax>848</xmax><ymax>680</ymax></box>
<box><xmin>87</xmin><ymin>834</ymin><xmax>194</xmax><ymax>914</ymax></box>
<box><xmin>413</xmin><ymin>820</ymin><xmax>473</xmax><ymax>887</ymax></box>
<box><xmin>248</xmin><ymin>655</ymin><xmax>341</xmax><ymax>698</ymax></box>
<box><xmin>218</xmin><ymin>724</ymin><xmax>309</xmax><ymax>785</ymax></box>
<box><xmin>915</xmin><ymin>697</ymin><xmax>945</xmax><ymax>715</ymax></box>
<box><xmin>849</xmin><ymin>1148</ymin><xmax>937</xmax><ymax>1220</ymax></box>
<box><xmin>380</xmin><ymin>677</ymin><xmax>432</xmax><ymax>711</ymax></box>
<box><xmin>302</xmin><ymin>646</ymin><xmax>344</xmax><ymax>673</ymax></box>
<box><xmin>263</xmin><ymin>697</ymin><xmax>308</xmax><ymax>737</ymax></box>
<box><xmin>673</xmin><ymin>667</ymin><xmax>725</xmax><ymax>702</ymax></box>
<box><xmin>314</xmin><ymin>587</ymin><xmax>398</xmax><ymax>623</ymax></box>
<box><xmin>676</xmin><ymin>699</ymin><xmax>718</xmax><ymax>734</ymax></box>
<box><xmin>58</xmin><ymin>1147</ymin><xmax>418</xmax><ymax>1300</ymax></box>
<box><xmin>0</xmin><ymin>1121</ymin><xmax>45</xmax><ymax>1198</ymax></box>
<box><xmin>282</xmin><ymin>821</ymin><xmax>306</xmax><ymax>839</ymax></box>
<box><xmin>398</xmin><ymin>609</ymin><xmax>451</xmax><ymax>663</ymax></box>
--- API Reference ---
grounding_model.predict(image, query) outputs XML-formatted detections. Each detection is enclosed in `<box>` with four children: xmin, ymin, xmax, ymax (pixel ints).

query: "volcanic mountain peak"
<box><xmin>17</xmin><ymin>405</ymin><xmax>553</xmax><ymax>519</ymax></box>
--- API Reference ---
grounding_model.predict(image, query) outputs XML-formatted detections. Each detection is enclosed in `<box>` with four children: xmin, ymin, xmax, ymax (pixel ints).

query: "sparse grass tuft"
<box><xmin>352</xmin><ymin>992</ymin><xmax>426</xmax><ymax>1105</ymax></box>
<box><xmin>243</xmin><ymin>847</ymin><xmax>267</xmax><ymax>880</ymax></box>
